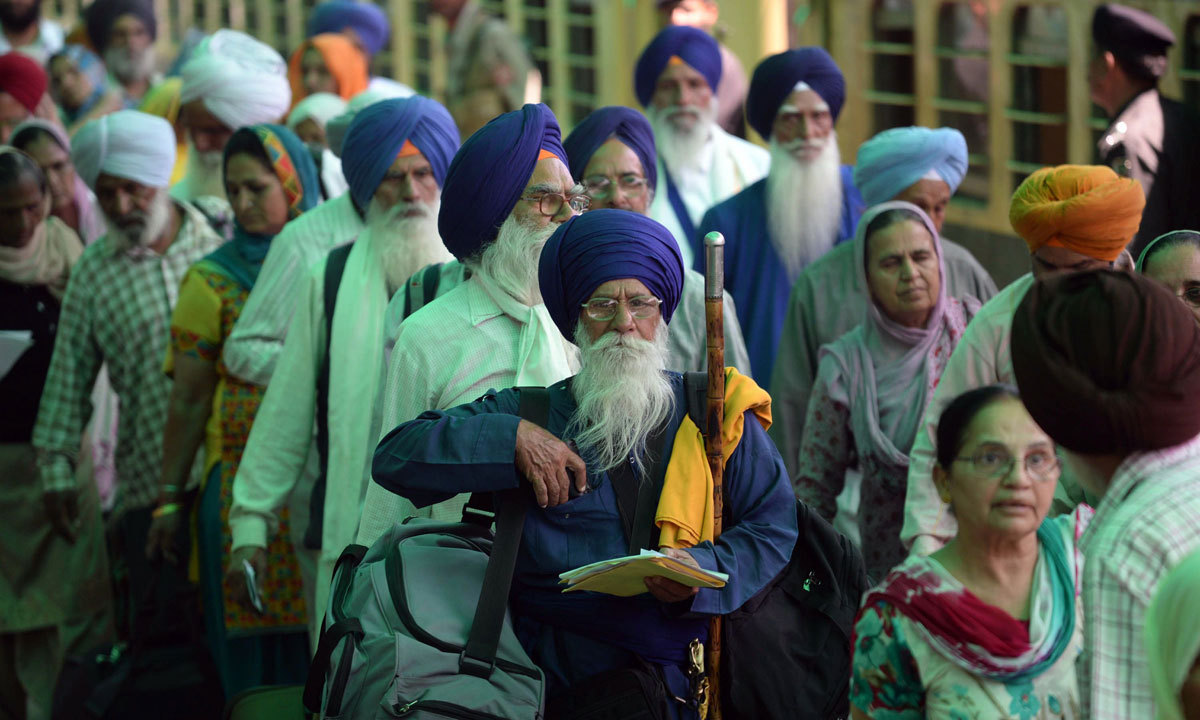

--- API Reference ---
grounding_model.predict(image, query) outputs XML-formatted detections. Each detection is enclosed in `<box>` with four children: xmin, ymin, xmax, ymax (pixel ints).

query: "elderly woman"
<box><xmin>1147</xmin><ymin>548</ymin><xmax>1200</xmax><ymax>720</ymax></box>
<box><xmin>794</xmin><ymin>201</ymin><xmax>980</xmax><ymax>579</ymax></box>
<box><xmin>1138</xmin><ymin>230</ymin><xmax>1200</xmax><ymax>326</ymax></box>
<box><xmin>11</xmin><ymin>119</ymin><xmax>106</xmax><ymax>244</ymax></box>
<box><xmin>145</xmin><ymin>124</ymin><xmax>320</xmax><ymax>697</ymax></box>
<box><xmin>851</xmin><ymin>385</ymin><xmax>1089</xmax><ymax>719</ymax></box>
<box><xmin>46</xmin><ymin>45</ymin><xmax>123</xmax><ymax>133</ymax></box>
<box><xmin>287</xmin><ymin>33</ymin><xmax>368</xmax><ymax>107</ymax></box>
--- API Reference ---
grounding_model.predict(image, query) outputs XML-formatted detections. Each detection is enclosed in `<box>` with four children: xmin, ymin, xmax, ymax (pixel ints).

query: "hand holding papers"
<box><xmin>558</xmin><ymin>549</ymin><xmax>728</xmax><ymax>597</ymax></box>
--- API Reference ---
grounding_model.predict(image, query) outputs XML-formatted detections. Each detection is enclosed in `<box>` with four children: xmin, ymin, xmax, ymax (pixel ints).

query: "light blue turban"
<box><xmin>853</xmin><ymin>126</ymin><xmax>968</xmax><ymax>207</ymax></box>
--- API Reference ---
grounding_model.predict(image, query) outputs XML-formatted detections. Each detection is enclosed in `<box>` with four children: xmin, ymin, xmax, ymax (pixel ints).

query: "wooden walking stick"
<box><xmin>703</xmin><ymin>231</ymin><xmax>726</xmax><ymax>720</ymax></box>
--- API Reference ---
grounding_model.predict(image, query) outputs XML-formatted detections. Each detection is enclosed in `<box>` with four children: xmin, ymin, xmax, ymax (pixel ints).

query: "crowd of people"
<box><xmin>3</xmin><ymin>0</ymin><xmax>1200</xmax><ymax>717</ymax></box>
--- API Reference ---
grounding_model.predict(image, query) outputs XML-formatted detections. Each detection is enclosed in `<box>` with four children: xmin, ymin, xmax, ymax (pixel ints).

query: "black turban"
<box><xmin>85</xmin><ymin>0</ymin><xmax>157</xmax><ymax>53</ymax></box>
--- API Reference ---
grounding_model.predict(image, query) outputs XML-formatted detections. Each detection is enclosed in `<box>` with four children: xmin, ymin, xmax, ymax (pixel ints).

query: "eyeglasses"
<box><xmin>582</xmin><ymin>174</ymin><xmax>648</xmax><ymax>201</ymax></box>
<box><xmin>580</xmin><ymin>296</ymin><xmax>662</xmax><ymax>322</ymax></box>
<box><xmin>954</xmin><ymin>446</ymin><xmax>1060</xmax><ymax>482</ymax></box>
<box><xmin>522</xmin><ymin>190</ymin><xmax>590</xmax><ymax>217</ymax></box>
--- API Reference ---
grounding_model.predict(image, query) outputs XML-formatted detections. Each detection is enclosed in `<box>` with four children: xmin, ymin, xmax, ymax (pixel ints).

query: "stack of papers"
<box><xmin>558</xmin><ymin>549</ymin><xmax>728</xmax><ymax>597</ymax></box>
<box><xmin>0</xmin><ymin>330</ymin><xmax>33</xmax><ymax>381</ymax></box>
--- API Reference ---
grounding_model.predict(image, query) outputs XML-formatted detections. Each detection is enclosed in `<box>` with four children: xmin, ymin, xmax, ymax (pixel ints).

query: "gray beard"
<box><xmin>181</xmin><ymin>142</ymin><xmax>226</xmax><ymax>200</ymax></box>
<box><xmin>765</xmin><ymin>134</ymin><xmax>843</xmax><ymax>280</ymax></box>
<box><xmin>569</xmin><ymin>320</ymin><xmax>674</xmax><ymax>472</ymax></box>
<box><xmin>104</xmin><ymin>45</ymin><xmax>157</xmax><ymax>85</ymax></box>
<box><xmin>474</xmin><ymin>214</ymin><xmax>554</xmax><ymax>306</ymax></box>
<box><xmin>647</xmin><ymin>98</ymin><xmax>719</xmax><ymax>175</ymax></box>
<box><xmin>105</xmin><ymin>190</ymin><xmax>172</xmax><ymax>249</ymax></box>
<box><xmin>364</xmin><ymin>198</ymin><xmax>451</xmax><ymax>293</ymax></box>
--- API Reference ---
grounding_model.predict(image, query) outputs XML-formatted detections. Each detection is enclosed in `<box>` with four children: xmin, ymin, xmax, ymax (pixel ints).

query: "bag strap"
<box><xmin>402</xmin><ymin>261</ymin><xmax>445</xmax><ymax>319</ymax></box>
<box><xmin>662</xmin><ymin>167</ymin><xmax>697</xmax><ymax>254</ymax></box>
<box><xmin>303</xmin><ymin>617</ymin><xmax>365</xmax><ymax>714</ymax></box>
<box><xmin>316</xmin><ymin>243</ymin><xmax>353</xmax><ymax>472</ymax></box>
<box><xmin>683</xmin><ymin>371</ymin><xmax>708</xmax><ymax>437</ymax></box>
<box><xmin>459</xmin><ymin>387</ymin><xmax>548</xmax><ymax>677</ymax></box>
<box><xmin>609</xmin><ymin>419</ymin><xmax>671</xmax><ymax>555</ymax></box>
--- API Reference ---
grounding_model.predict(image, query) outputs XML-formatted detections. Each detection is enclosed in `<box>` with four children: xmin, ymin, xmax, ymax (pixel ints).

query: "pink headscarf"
<box><xmin>10</xmin><ymin>119</ymin><xmax>107</xmax><ymax>245</ymax></box>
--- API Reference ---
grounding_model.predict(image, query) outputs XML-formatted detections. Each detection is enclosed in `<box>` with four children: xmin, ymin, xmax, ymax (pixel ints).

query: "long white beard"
<box><xmin>474</xmin><ymin>214</ymin><xmax>555</xmax><ymax>306</ymax></box>
<box><xmin>569</xmin><ymin>319</ymin><xmax>674</xmax><ymax>472</ymax></box>
<box><xmin>104</xmin><ymin>189</ymin><xmax>172</xmax><ymax>249</ymax></box>
<box><xmin>766</xmin><ymin>133</ymin><xmax>844</xmax><ymax>280</ymax></box>
<box><xmin>104</xmin><ymin>45</ymin><xmax>157</xmax><ymax>84</ymax></box>
<box><xmin>182</xmin><ymin>141</ymin><xmax>227</xmax><ymax>200</ymax></box>
<box><xmin>647</xmin><ymin>97</ymin><xmax>720</xmax><ymax>174</ymax></box>
<box><xmin>364</xmin><ymin>197</ymin><xmax>451</xmax><ymax>293</ymax></box>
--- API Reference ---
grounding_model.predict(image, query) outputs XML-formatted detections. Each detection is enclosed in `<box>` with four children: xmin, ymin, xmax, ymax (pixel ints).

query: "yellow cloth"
<box><xmin>656</xmin><ymin>367</ymin><xmax>771</xmax><ymax>549</ymax></box>
<box><xmin>137</xmin><ymin>78</ymin><xmax>188</xmax><ymax>185</ymax></box>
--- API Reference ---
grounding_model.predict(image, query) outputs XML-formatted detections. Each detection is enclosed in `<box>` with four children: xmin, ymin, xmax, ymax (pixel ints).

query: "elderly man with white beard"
<box><xmin>83</xmin><ymin>0</ymin><xmax>157</xmax><ymax>106</ymax></box>
<box><xmin>171</xmin><ymin>30</ymin><xmax>293</xmax><ymax>203</ymax></box>
<box><xmin>355</xmin><ymin>102</ymin><xmax>583</xmax><ymax>547</ymax></box>
<box><xmin>634</xmin><ymin>25</ymin><xmax>768</xmax><ymax>268</ymax></box>
<box><xmin>697</xmin><ymin>47</ymin><xmax>864</xmax><ymax>385</ymax></box>
<box><xmin>225</xmin><ymin>96</ymin><xmax>460</xmax><ymax>638</ymax></box>
<box><xmin>32</xmin><ymin>110</ymin><xmax>225</xmax><ymax>638</ymax></box>
<box><xmin>371</xmin><ymin>209</ymin><xmax>796</xmax><ymax>717</ymax></box>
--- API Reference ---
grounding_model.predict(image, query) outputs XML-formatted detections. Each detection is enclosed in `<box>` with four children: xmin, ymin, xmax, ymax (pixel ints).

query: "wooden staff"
<box><xmin>703</xmin><ymin>231</ymin><xmax>725</xmax><ymax>720</ymax></box>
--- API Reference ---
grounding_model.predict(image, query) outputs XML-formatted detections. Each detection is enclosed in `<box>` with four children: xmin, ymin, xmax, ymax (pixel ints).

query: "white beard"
<box><xmin>181</xmin><ymin>141</ymin><xmax>227</xmax><ymax>200</ymax></box>
<box><xmin>104</xmin><ymin>189</ymin><xmax>172</xmax><ymax>249</ymax></box>
<box><xmin>569</xmin><ymin>319</ymin><xmax>674</xmax><ymax>472</ymax></box>
<box><xmin>474</xmin><ymin>214</ymin><xmax>555</xmax><ymax>306</ymax></box>
<box><xmin>766</xmin><ymin>133</ymin><xmax>844</xmax><ymax>280</ymax></box>
<box><xmin>647</xmin><ymin>97</ymin><xmax>720</xmax><ymax>174</ymax></box>
<box><xmin>363</xmin><ymin>197</ymin><xmax>452</xmax><ymax>293</ymax></box>
<box><xmin>104</xmin><ymin>45</ymin><xmax>157</xmax><ymax>85</ymax></box>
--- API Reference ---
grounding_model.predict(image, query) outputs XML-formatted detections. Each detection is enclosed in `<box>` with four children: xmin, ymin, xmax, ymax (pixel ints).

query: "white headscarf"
<box><xmin>1147</xmin><ymin>548</ymin><xmax>1200</xmax><ymax>720</ymax></box>
<box><xmin>286</xmin><ymin>92</ymin><xmax>347</xmax><ymax>132</ymax></box>
<box><xmin>70</xmin><ymin>110</ymin><xmax>176</xmax><ymax>189</ymax></box>
<box><xmin>180</xmin><ymin>29</ymin><xmax>291</xmax><ymax>129</ymax></box>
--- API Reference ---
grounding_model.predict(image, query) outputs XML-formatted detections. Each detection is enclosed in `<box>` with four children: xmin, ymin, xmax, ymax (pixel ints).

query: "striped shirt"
<box><xmin>1078</xmin><ymin>433</ymin><xmax>1200</xmax><ymax>719</ymax></box>
<box><xmin>32</xmin><ymin>200</ymin><xmax>226</xmax><ymax>513</ymax></box>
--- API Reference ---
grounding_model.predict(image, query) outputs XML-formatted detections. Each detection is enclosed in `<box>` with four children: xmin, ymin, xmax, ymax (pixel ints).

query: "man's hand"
<box><xmin>515</xmin><ymin>419</ymin><xmax>587</xmax><ymax>508</ymax></box>
<box><xmin>645</xmin><ymin>548</ymin><xmax>702</xmax><ymax>604</ymax></box>
<box><xmin>225</xmin><ymin>546</ymin><xmax>267</xmax><ymax>608</ymax></box>
<box><xmin>145</xmin><ymin>506</ymin><xmax>184</xmax><ymax>563</ymax></box>
<box><xmin>43</xmin><ymin>489</ymin><xmax>80</xmax><ymax>543</ymax></box>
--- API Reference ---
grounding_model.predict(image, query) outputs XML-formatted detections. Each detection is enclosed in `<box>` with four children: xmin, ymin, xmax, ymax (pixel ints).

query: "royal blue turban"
<box><xmin>307</xmin><ymin>0</ymin><xmax>390</xmax><ymax>56</ymax></box>
<box><xmin>746</xmin><ymin>47</ymin><xmax>845</xmax><ymax>140</ymax></box>
<box><xmin>340</xmin><ymin>95</ymin><xmax>459</xmax><ymax>211</ymax></box>
<box><xmin>539</xmin><ymin>209</ymin><xmax>685</xmax><ymax>340</ymax></box>
<box><xmin>438</xmin><ymin>103</ymin><xmax>567</xmax><ymax>260</ymax></box>
<box><xmin>633</xmin><ymin>26</ymin><xmax>722</xmax><ymax>108</ymax></box>
<box><xmin>562</xmin><ymin>106</ymin><xmax>658</xmax><ymax>191</ymax></box>
<box><xmin>853</xmin><ymin>126</ymin><xmax>968</xmax><ymax>206</ymax></box>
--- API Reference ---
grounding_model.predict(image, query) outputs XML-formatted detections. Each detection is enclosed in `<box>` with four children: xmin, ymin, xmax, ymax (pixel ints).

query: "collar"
<box><xmin>466</xmin><ymin>272</ymin><xmax>508</xmax><ymax>326</ymax></box>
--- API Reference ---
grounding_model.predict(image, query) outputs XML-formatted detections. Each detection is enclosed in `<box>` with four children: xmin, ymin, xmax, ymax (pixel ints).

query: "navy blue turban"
<box><xmin>746</xmin><ymin>47</ymin><xmax>845</xmax><ymax>140</ymax></box>
<box><xmin>86</xmin><ymin>0</ymin><xmax>157</xmax><ymax>53</ymax></box>
<box><xmin>340</xmin><ymin>95</ymin><xmax>460</xmax><ymax>211</ymax></box>
<box><xmin>539</xmin><ymin>209</ymin><xmax>685</xmax><ymax>340</ymax></box>
<box><xmin>438</xmin><ymin>103</ymin><xmax>567</xmax><ymax>261</ymax></box>
<box><xmin>563</xmin><ymin>106</ymin><xmax>658</xmax><ymax>191</ymax></box>
<box><xmin>308</xmin><ymin>0</ymin><xmax>389</xmax><ymax>57</ymax></box>
<box><xmin>633</xmin><ymin>26</ymin><xmax>722</xmax><ymax>108</ymax></box>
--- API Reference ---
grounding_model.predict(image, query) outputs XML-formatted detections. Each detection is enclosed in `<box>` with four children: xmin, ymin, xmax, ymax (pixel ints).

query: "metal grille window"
<box><xmin>866</xmin><ymin>0</ymin><xmax>917</xmax><ymax>133</ymax></box>
<box><xmin>936</xmin><ymin>2</ymin><xmax>989</xmax><ymax>203</ymax></box>
<box><xmin>1009</xmin><ymin>5</ymin><xmax>1069</xmax><ymax>191</ymax></box>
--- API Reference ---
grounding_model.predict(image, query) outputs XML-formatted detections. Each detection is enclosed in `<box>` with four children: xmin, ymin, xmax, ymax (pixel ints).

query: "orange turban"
<box><xmin>287</xmin><ymin>33</ymin><xmax>369</xmax><ymax>108</ymax></box>
<box><xmin>1009</xmin><ymin>164</ymin><xmax>1145</xmax><ymax>262</ymax></box>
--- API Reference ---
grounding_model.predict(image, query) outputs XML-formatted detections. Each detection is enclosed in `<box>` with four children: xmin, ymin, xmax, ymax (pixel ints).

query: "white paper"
<box><xmin>0</xmin><ymin>330</ymin><xmax>34</xmax><ymax>380</ymax></box>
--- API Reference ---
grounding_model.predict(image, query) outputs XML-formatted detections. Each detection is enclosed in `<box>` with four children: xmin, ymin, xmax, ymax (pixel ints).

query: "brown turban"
<box><xmin>1009</xmin><ymin>165</ymin><xmax>1145</xmax><ymax>262</ymax></box>
<box><xmin>1012</xmin><ymin>270</ymin><xmax>1200</xmax><ymax>455</ymax></box>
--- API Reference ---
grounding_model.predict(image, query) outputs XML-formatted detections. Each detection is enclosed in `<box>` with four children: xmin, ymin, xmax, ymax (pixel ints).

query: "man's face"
<box><xmin>894</xmin><ymin>178</ymin><xmax>951</xmax><ymax>232</ymax></box>
<box><xmin>0</xmin><ymin>174</ymin><xmax>45</xmax><ymax>248</ymax></box>
<box><xmin>1087</xmin><ymin>49</ymin><xmax>1116</xmax><ymax>110</ymax></box>
<box><xmin>658</xmin><ymin>0</ymin><xmax>718</xmax><ymax>31</ymax></box>
<box><xmin>511</xmin><ymin>156</ymin><xmax>583</xmax><ymax>230</ymax></box>
<box><xmin>302</xmin><ymin>47</ymin><xmax>338</xmax><ymax>97</ymax></box>
<box><xmin>293</xmin><ymin>117</ymin><xmax>326</xmax><ymax>147</ymax></box>
<box><xmin>0</xmin><ymin>0</ymin><xmax>39</xmax><ymax>31</ymax></box>
<box><xmin>1031</xmin><ymin>245</ymin><xmax>1114</xmax><ymax>280</ymax></box>
<box><xmin>94</xmin><ymin>173</ymin><xmax>161</xmax><ymax>238</ymax></box>
<box><xmin>579</xmin><ymin>278</ymin><xmax>660</xmax><ymax>344</ymax></box>
<box><xmin>20</xmin><ymin>133</ymin><xmax>76</xmax><ymax>210</ymax></box>
<box><xmin>650</xmin><ymin>62</ymin><xmax>713</xmax><ymax>132</ymax></box>
<box><xmin>772</xmin><ymin>88</ymin><xmax>833</xmax><ymax>159</ymax></box>
<box><xmin>372</xmin><ymin>151</ymin><xmax>440</xmax><ymax>213</ymax></box>
<box><xmin>581</xmin><ymin>139</ymin><xmax>651</xmax><ymax>214</ymax></box>
<box><xmin>179</xmin><ymin>100</ymin><xmax>233</xmax><ymax>154</ymax></box>
<box><xmin>0</xmin><ymin>92</ymin><xmax>31</xmax><ymax>144</ymax></box>
<box><xmin>108</xmin><ymin>13</ymin><xmax>152</xmax><ymax>52</ymax></box>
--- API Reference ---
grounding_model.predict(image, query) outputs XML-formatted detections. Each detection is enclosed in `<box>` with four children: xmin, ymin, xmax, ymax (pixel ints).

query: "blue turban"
<box><xmin>308</xmin><ymin>0</ymin><xmax>389</xmax><ymax>56</ymax></box>
<box><xmin>746</xmin><ymin>47</ymin><xmax>845</xmax><ymax>140</ymax></box>
<box><xmin>539</xmin><ymin>209</ymin><xmax>685</xmax><ymax>340</ymax></box>
<box><xmin>853</xmin><ymin>126</ymin><xmax>969</xmax><ymax>206</ymax></box>
<box><xmin>562</xmin><ymin>106</ymin><xmax>658</xmax><ymax>191</ymax></box>
<box><xmin>340</xmin><ymin>95</ymin><xmax>459</xmax><ymax>211</ymax></box>
<box><xmin>438</xmin><ymin>103</ymin><xmax>567</xmax><ymax>260</ymax></box>
<box><xmin>633</xmin><ymin>26</ymin><xmax>722</xmax><ymax>108</ymax></box>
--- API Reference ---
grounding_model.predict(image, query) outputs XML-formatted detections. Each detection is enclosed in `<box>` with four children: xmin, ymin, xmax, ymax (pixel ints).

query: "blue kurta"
<box><xmin>695</xmin><ymin>167</ymin><xmax>864</xmax><ymax>384</ymax></box>
<box><xmin>372</xmin><ymin>373</ymin><xmax>797</xmax><ymax>713</ymax></box>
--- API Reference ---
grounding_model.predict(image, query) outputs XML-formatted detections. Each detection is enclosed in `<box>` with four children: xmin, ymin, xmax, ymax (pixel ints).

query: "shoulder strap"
<box><xmin>683</xmin><ymin>371</ymin><xmax>708</xmax><ymax>437</ymax></box>
<box><xmin>316</xmin><ymin>243</ymin><xmax>354</xmax><ymax>470</ymax></box>
<box><xmin>459</xmin><ymin>387</ymin><xmax>547</xmax><ymax>678</ymax></box>
<box><xmin>662</xmin><ymin>167</ymin><xmax>697</xmax><ymax>250</ymax></box>
<box><xmin>402</xmin><ymin>262</ymin><xmax>445</xmax><ymax>319</ymax></box>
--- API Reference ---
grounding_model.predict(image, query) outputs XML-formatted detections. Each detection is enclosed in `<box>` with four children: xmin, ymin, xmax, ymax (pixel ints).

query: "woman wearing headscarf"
<box><xmin>851</xmin><ymin>385</ymin><xmax>1089</xmax><ymax>719</ymax></box>
<box><xmin>285</xmin><ymin>90</ymin><xmax>346</xmax><ymax>148</ymax></box>
<box><xmin>147</xmin><ymin>124</ymin><xmax>320</xmax><ymax>697</ymax></box>
<box><xmin>794</xmin><ymin>201</ymin><xmax>981</xmax><ymax>580</ymax></box>
<box><xmin>287</xmin><ymin>33</ymin><xmax>369</xmax><ymax>108</ymax></box>
<box><xmin>46</xmin><ymin>45</ymin><xmax>122</xmax><ymax>134</ymax></box>
<box><xmin>1147</xmin><ymin>548</ymin><xmax>1200</xmax><ymax>720</ymax></box>
<box><xmin>11</xmin><ymin>119</ymin><xmax>106</xmax><ymax>244</ymax></box>
<box><xmin>1138</xmin><ymin>230</ymin><xmax>1200</xmax><ymax>327</ymax></box>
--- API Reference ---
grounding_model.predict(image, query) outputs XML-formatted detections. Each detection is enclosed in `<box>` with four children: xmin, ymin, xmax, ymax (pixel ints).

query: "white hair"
<box><xmin>646</xmin><ymin>96</ymin><xmax>720</xmax><ymax>175</ymax></box>
<box><xmin>471</xmin><ymin>213</ymin><xmax>556</xmax><ymax>306</ymax></box>
<box><xmin>765</xmin><ymin>131</ymin><xmax>844</xmax><ymax>280</ymax></box>
<box><xmin>363</xmin><ymin>195</ymin><xmax>451</xmax><ymax>293</ymax></box>
<box><xmin>104</xmin><ymin>187</ymin><xmax>173</xmax><ymax>249</ymax></box>
<box><xmin>104</xmin><ymin>45</ymin><xmax>158</xmax><ymax>85</ymax></box>
<box><xmin>569</xmin><ymin>318</ymin><xmax>675</xmax><ymax>473</ymax></box>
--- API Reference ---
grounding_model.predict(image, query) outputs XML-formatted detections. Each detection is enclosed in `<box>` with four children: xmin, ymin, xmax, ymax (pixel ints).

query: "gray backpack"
<box><xmin>302</xmin><ymin>390</ymin><xmax>550</xmax><ymax>719</ymax></box>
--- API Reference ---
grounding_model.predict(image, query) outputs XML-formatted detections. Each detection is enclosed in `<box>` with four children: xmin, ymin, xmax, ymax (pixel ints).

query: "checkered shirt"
<box><xmin>32</xmin><ymin>199</ymin><xmax>226</xmax><ymax>513</ymax></box>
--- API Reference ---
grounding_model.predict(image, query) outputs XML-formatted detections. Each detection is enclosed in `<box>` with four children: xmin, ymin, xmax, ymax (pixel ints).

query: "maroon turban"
<box><xmin>1011</xmin><ymin>270</ymin><xmax>1200</xmax><ymax>455</ymax></box>
<box><xmin>0</xmin><ymin>53</ymin><xmax>48</xmax><ymax>113</ymax></box>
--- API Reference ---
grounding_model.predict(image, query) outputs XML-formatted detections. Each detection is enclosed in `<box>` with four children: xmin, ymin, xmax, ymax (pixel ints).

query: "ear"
<box><xmin>1113</xmin><ymin>248</ymin><xmax>1135</xmax><ymax>273</ymax></box>
<box><xmin>933</xmin><ymin>464</ymin><xmax>952</xmax><ymax>505</ymax></box>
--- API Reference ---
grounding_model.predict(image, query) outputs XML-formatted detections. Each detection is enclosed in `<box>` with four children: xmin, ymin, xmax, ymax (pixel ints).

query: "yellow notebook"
<box><xmin>558</xmin><ymin>550</ymin><xmax>728</xmax><ymax>597</ymax></box>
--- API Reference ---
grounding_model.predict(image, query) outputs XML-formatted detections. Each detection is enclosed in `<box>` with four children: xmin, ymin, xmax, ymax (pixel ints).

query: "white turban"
<box><xmin>286</xmin><ymin>92</ymin><xmax>348</xmax><ymax>131</ymax></box>
<box><xmin>325</xmin><ymin>83</ymin><xmax>413</xmax><ymax>158</ymax></box>
<box><xmin>71</xmin><ymin>110</ymin><xmax>176</xmax><ymax>189</ymax></box>
<box><xmin>180</xmin><ymin>29</ymin><xmax>291</xmax><ymax>130</ymax></box>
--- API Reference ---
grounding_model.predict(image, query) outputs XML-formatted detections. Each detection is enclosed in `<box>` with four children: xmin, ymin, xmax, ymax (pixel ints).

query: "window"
<box><xmin>866</xmin><ymin>0</ymin><xmax>916</xmax><ymax>133</ymax></box>
<box><xmin>936</xmin><ymin>2</ymin><xmax>989</xmax><ymax>203</ymax></box>
<box><xmin>1009</xmin><ymin>6</ymin><xmax>1069</xmax><ymax>190</ymax></box>
<box><xmin>564</xmin><ymin>0</ymin><xmax>597</xmax><ymax>127</ymax></box>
